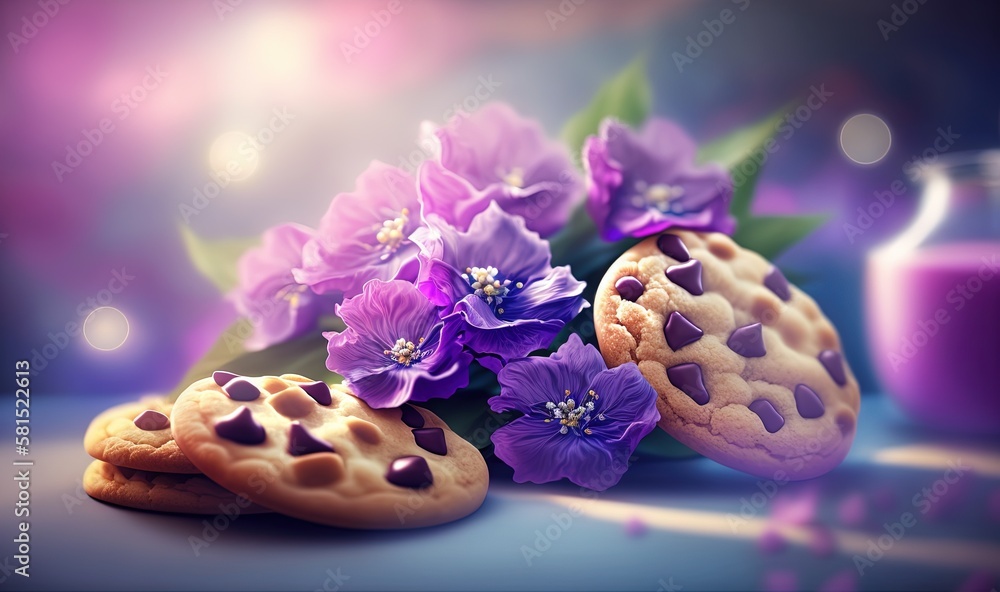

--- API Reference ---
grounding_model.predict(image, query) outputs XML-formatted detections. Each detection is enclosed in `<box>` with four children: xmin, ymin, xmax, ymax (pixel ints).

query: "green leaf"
<box><xmin>698</xmin><ymin>107</ymin><xmax>786</xmax><ymax>171</ymax></box>
<box><xmin>635</xmin><ymin>429</ymin><xmax>701</xmax><ymax>460</ymax></box>
<box><xmin>729</xmin><ymin>149</ymin><xmax>763</xmax><ymax>220</ymax></box>
<box><xmin>167</xmin><ymin>324</ymin><xmax>338</xmax><ymax>401</ymax></box>
<box><xmin>560</xmin><ymin>55</ymin><xmax>652</xmax><ymax>157</ymax></box>
<box><xmin>697</xmin><ymin>106</ymin><xmax>828</xmax><ymax>259</ymax></box>
<box><xmin>178</xmin><ymin>224</ymin><xmax>258</xmax><ymax>294</ymax></box>
<box><xmin>733</xmin><ymin>214</ymin><xmax>828</xmax><ymax>261</ymax></box>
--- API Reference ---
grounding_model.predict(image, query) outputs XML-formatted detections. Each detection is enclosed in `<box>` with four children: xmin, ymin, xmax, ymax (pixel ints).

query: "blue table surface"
<box><xmin>2</xmin><ymin>392</ymin><xmax>999</xmax><ymax>592</ymax></box>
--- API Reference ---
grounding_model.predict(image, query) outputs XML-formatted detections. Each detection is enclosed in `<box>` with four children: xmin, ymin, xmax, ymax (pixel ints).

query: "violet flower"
<box><xmin>419</xmin><ymin>102</ymin><xmax>582</xmax><ymax>237</ymax></box>
<box><xmin>231</xmin><ymin>223</ymin><xmax>333</xmax><ymax>351</ymax></box>
<box><xmin>324</xmin><ymin>279</ymin><xmax>472</xmax><ymax>408</ymax></box>
<box><xmin>584</xmin><ymin>118</ymin><xmax>734</xmax><ymax>241</ymax></box>
<box><xmin>413</xmin><ymin>202</ymin><xmax>587</xmax><ymax>372</ymax></box>
<box><xmin>294</xmin><ymin>161</ymin><xmax>422</xmax><ymax>299</ymax></box>
<box><xmin>488</xmin><ymin>335</ymin><xmax>660</xmax><ymax>491</ymax></box>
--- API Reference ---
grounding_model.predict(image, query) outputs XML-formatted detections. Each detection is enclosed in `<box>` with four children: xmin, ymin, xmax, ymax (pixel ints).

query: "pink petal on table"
<box><xmin>957</xmin><ymin>570</ymin><xmax>996</xmax><ymax>592</ymax></box>
<box><xmin>762</xmin><ymin>570</ymin><xmax>798</xmax><ymax>592</ymax></box>
<box><xmin>758</xmin><ymin>527</ymin><xmax>788</xmax><ymax>555</ymax></box>
<box><xmin>871</xmin><ymin>486</ymin><xmax>898</xmax><ymax>513</ymax></box>
<box><xmin>771</xmin><ymin>486</ymin><xmax>819</xmax><ymax>525</ymax></box>
<box><xmin>807</xmin><ymin>524</ymin><xmax>837</xmax><ymax>558</ymax></box>
<box><xmin>818</xmin><ymin>568</ymin><xmax>857</xmax><ymax>592</ymax></box>
<box><xmin>987</xmin><ymin>488</ymin><xmax>1000</xmax><ymax>523</ymax></box>
<box><xmin>837</xmin><ymin>492</ymin><xmax>867</xmax><ymax>526</ymax></box>
<box><xmin>624</xmin><ymin>516</ymin><xmax>648</xmax><ymax>538</ymax></box>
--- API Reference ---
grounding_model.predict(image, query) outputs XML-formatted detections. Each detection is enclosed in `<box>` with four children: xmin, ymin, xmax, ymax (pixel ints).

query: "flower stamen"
<box><xmin>501</xmin><ymin>166</ymin><xmax>526</xmax><ymax>189</ymax></box>
<box><xmin>547</xmin><ymin>389</ymin><xmax>605</xmax><ymax>436</ymax></box>
<box><xmin>461</xmin><ymin>265</ymin><xmax>524</xmax><ymax>316</ymax></box>
<box><xmin>375</xmin><ymin>208</ymin><xmax>410</xmax><ymax>260</ymax></box>
<box><xmin>630</xmin><ymin>182</ymin><xmax>686</xmax><ymax>213</ymax></box>
<box><xmin>384</xmin><ymin>336</ymin><xmax>425</xmax><ymax>366</ymax></box>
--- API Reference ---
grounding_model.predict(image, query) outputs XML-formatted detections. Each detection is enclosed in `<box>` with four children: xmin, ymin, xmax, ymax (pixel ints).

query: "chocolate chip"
<box><xmin>412</xmin><ymin>428</ymin><xmax>447</xmax><ymax>455</ymax></box>
<box><xmin>818</xmin><ymin>350</ymin><xmax>847</xmax><ymax>386</ymax></box>
<box><xmin>728</xmin><ymin>323</ymin><xmax>766</xmax><ymax>358</ymax></box>
<box><xmin>666</xmin><ymin>259</ymin><xmax>704</xmax><ymax>295</ymax></box>
<box><xmin>763</xmin><ymin>266</ymin><xmax>792</xmax><ymax>301</ymax></box>
<box><xmin>223</xmin><ymin>378</ymin><xmax>261</xmax><ymax>401</ymax></box>
<box><xmin>399</xmin><ymin>404</ymin><xmax>425</xmax><ymax>428</ymax></box>
<box><xmin>794</xmin><ymin>384</ymin><xmax>826</xmax><ymax>419</ymax></box>
<box><xmin>214</xmin><ymin>406</ymin><xmax>266</xmax><ymax>445</ymax></box>
<box><xmin>287</xmin><ymin>421</ymin><xmax>335</xmax><ymax>456</ymax></box>
<box><xmin>663</xmin><ymin>311</ymin><xmax>703</xmax><ymax>351</ymax></box>
<box><xmin>386</xmin><ymin>456</ymin><xmax>433</xmax><ymax>489</ymax></box>
<box><xmin>213</xmin><ymin>370</ymin><xmax>239</xmax><ymax>386</ymax></box>
<box><xmin>132</xmin><ymin>410</ymin><xmax>169</xmax><ymax>431</ymax></box>
<box><xmin>666</xmin><ymin>363</ymin><xmax>710</xmax><ymax>405</ymax></box>
<box><xmin>300</xmin><ymin>381</ymin><xmax>332</xmax><ymax>406</ymax></box>
<box><xmin>749</xmin><ymin>400</ymin><xmax>785</xmax><ymax>433</ymax></box>
<box><xmin>615</xmin><ymin>276</ymin><xmax>645</xmax><ymax>302</ymax></box>
<box><xmin>657</xmin><ymin>234</ymin><xmax>690</xmax><ymax>262</ymax></box>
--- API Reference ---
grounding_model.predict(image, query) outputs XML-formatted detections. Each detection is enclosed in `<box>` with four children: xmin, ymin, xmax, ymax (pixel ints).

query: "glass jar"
<box><xmin>866</xmin><ymin>150</ymin><xmax>1000</xmax><ymax>433</ymax></box>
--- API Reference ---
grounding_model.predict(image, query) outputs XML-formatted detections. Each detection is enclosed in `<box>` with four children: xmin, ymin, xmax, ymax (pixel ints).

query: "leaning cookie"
<box><xmin>85</xmin><ymin>398</ymin><xmax>199</xmax><ymax>474</ymax></box>
<box><xmin>594</xmin><ymin>231</ymin><xmax>860</xmax><ymax>480</ymax></box>
<box><xmin>171</xmin><ymin>372</ymin><xmax>489</xmax><ymax>529</ymax></box>
<box><xmin>83</xmin><ymin>460</ymin><xmax>271</xmax><ymax>515</ymax></box>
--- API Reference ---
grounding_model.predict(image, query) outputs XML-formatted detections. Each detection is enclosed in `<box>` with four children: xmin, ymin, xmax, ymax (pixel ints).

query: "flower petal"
<box><xmin>585</xmin><ymin>364</ymin><xmax>660</xmax><ymax>449</ymax></box>
<box><xmin>491</xmin><ymin>358</ymin><xmax>585</xmax><ymax>417</ymax></box>
<box><xmin>451</xmin><ymin>296</ymin><xmax>564</xmax><ymax>364</ymax></box>
<box><xmin>427</xmin><ymin>102</ymin><xmax>582</xmax><ymax>237</ymax></box>
<box><xmin>491</xmin><ymin>418</ymin><xmax>633</xmax><ymax>491</ymax></box>
<box><xmin>585</xmin><ymin>117</ymin><xmax>733</xmax><ymax>240</ymax></box>
<box><xmin>335</xmin><ymin>279</ymin><xmax>441</xmax><ymax>348</ymax></box>
<box><xmin>294</xmin><ymin>161</ymin><xmax>421</xmax><ymax>297</ymax></box>
<box><xmin>501</xmin><ymin>265</ymin><xmax>588</xmax><ymax>324</ymax></box>
<box><xmin>232</xmin><ymin>223</ymin><xmax>332</xmax><ymax>350</ymax></box>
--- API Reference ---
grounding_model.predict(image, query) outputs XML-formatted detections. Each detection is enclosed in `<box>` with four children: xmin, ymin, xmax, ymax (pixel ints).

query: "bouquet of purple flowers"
<box><xmin>176</xmin><ymin>58</ymin><xmax>825</xmax><ymax>491</ymax></box>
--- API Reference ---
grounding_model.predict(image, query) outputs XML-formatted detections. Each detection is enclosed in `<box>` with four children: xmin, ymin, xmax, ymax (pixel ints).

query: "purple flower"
<box><xmin>488</xmin><ymin>335</ymin><xmax>660</xmax><ymax>491</ymax></box>
<box><xmin>584</xmin><ymin>118</ymin><xmax>734</xmax><ymax>241</ymax></box>
<box><xmin>413</xmin><ymin>202</ymin><xmax>587</xmax><ymax>372</ymax></box>
<box><xmin>324</xmin><ymin>279</ymin><xmax>472</xmax><ymax>408</ymax></box>
<box><xmin>231</xmin><ymin>223</ymin><xmax>334</xmax><ymax>351</ymax></box>
<box><xmin>419</xmin><ymin>102</ymin><xmax>582</xmax><ymax>237</ymax></box>
<box><xmin>294</xmin><ymin>161</ymin><xmax>421</xmax><ymax>298</ymax></box>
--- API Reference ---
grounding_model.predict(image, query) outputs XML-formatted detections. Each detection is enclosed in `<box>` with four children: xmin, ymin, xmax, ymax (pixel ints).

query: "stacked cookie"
<box><xmin>83</xmin><ymin>373</ymin><xmax>489</xmax><ymax>529</ymax></box>
<box><xmin>595</xmin><ymin>231</ymin><xmax>861</xmax><ymax>480</ymax></box>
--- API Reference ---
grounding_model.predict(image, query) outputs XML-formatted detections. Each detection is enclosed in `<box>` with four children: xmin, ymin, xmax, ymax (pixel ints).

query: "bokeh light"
<box><xmin>208</xmin><ymin>130</ymin><xmax>259</xmax><ymax>181</ymax></box>
<box><xmin>839</xmin><ymin>113</ymin><xmax>892</xmax><ymax>165</ymax></box>
<box><xmin>83</xmin><ymin>306</ymin><xmax>130</xmax><ymax>351</ymax></box>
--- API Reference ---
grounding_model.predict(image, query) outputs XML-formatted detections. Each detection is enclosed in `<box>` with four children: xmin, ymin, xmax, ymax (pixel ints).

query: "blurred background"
<box><xmin>1</xmin><ymin>0</ymin><xmax>998</xmax><ymax>399</ymax></box>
